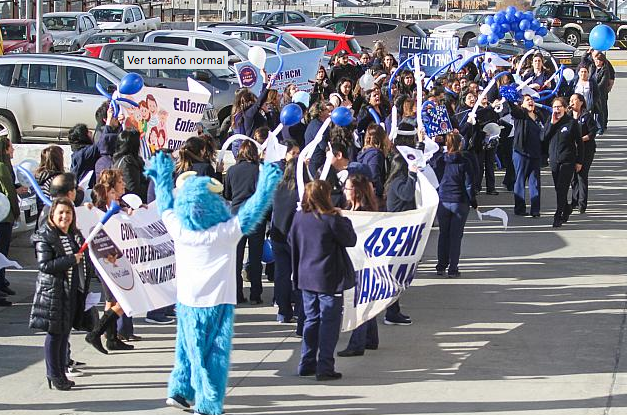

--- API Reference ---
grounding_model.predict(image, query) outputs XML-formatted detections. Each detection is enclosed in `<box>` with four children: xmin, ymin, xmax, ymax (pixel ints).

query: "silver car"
<box><xmin>198</xmin><ymin>23</ymin><xmax>309</xmax><ymax>51</ymax></box>
<box><xmin>431</xmin><ymin>11</ymin><xmax>494</xmax><ymax>47</ymax></box>
<box><xmin>43</xmin><ymin>12</ymin><xmax>100</xmax><ymax>52</ymax></box>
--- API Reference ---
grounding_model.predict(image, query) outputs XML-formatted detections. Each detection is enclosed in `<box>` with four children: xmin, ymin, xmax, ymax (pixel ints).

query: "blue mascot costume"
<box><xmin>145</xmin><ymin>152</ymin><xmax>281</xmax><ymax>415</ymax></box>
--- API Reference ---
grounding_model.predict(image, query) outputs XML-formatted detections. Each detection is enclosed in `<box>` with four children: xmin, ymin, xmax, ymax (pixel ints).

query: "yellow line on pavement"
<box><xmin>610</xmin><ymin>60</ymin><xmax>627</xmax><ymax>66</ymax></box>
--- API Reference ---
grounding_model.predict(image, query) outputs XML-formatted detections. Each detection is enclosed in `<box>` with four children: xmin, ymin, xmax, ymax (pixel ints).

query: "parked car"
<box><xmin>467</xmin><ymin>31</ymin><xmax>583</xmax><ymax>67</ymax></box>
<box><xmin>534</xmin><ymin>0</ymin><xmax>627</xmax><ymax>48</ymax></box>
<box><xmin>89</xmin><ymin>4</ymin><xmax>160</xmax><ymax>33</ymax></box>
<box><xmin>315</xmin><ymin>14</ymin><xmax>334</xmax><ymax>26</ymax></box>
<box><xmin>43</xmin><ymin>12</ymin><xmax>99</xmax><ymax>52</ymax></box>
<box><xmin>288</xmin><ymin>30</ymin><xmax>362</xmax><ymax>56</ymax></box>
<box><xmin>431</xmin><ymin>11</ymin><xmax>494</xmax><ymax>47</ymax></box>
<box><xmin>319</xmin><ymin>16</ymin><xmax>427</xmax><ymax>53</ymax></box>
<box><xmin>0</xmin><ymin>19</ymin><xmax>54</xmax><ymax>53</ymax></box>
<box><xmin>98</xmin><ymin>42</ymin><xmax>234</xmax><ymax>128</ymax></box>
<box><xmin>198</xmin><ymin>23</ymin><xmax>309</xmax><ymax>51</ymax></box>
<box><xmin>144</xmin><ymin>30</ymin><xmax>252</xmax><ymax>64</ymax></box>
<box><xmin>242</xmin><ymin>10</ymin><xmax>315</xmax><ymax>26</ymax></box>
<box><xmin>84</xmin><ymin>30</ymin><xmax>147</xmax><ymax>46</ymax></box>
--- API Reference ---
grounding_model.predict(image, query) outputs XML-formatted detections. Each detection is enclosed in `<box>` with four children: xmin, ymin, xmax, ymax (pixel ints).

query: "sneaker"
<box><xmin>166</xmin><ymin>395</ymin><xmax>191</xmax><ymax>410</ymax></box>
<box><xmin>384</xmin><ymin>315</ymin><xmax>412</xmax><ymax>326</ymax></box>
<box><xmin>486</xmin><ymin>190</ymin><xmax>499</xmax><ymax>195</ymax></box>
<box><xmin>145</xmin><ymin>316</ymin><xmax>175</xmax><ymax>325</ymax></box>
<box><xmin>0</xmin><ymin>298</ymin><xmax>12</xmax><ymax>307</ymax></box>
<box><xmin>316</xmin><ymin>371</ymin><xmax>342</xmax><ymax>381</ymax></box>
<box><xmin>448</xmin><ymin>271</ymin><xmax>461</xmax><ymax>278</ymax></box>
<box><xmin>65</xmin><ymin>367</ymin><xmax>84</xmax><ymax>377</ymax></box>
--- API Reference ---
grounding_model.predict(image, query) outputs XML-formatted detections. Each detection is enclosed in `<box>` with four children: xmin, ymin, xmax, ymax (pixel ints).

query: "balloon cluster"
<box><xmin>478</xmin><ymin>7</ymin><xmax>549</xmax><ymax>49</ymax></box>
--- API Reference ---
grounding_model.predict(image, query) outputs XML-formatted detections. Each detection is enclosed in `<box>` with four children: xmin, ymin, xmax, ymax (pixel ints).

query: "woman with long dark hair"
<box><xmin>0</xmin><ymin>137</ymin><xmax>19</xmax><ymax>306</ymax></box>
<box><xmin>356</xmin><ymin>124</ymin><xmax>388</xmax><ymax>200</ymax></box>
<box><xmin>35</xmin><ymin>145</ymin><xmax>65</xmax><ymax>213</ymax></box>
<box><xmin>231</xmin><ymin>71</ymin><xmax>270</xmax><ymax>138</ymax></box>
<box><xmin>337</xmin><ymin>173</ymin><xmax>379</xmax><ymax>357</ymax></box>
<box><xmin>175</xmin><ymin>135</ymin><xmax>222</xmax><ymax>181</ymax></box>
<box><xmin>569</xmin><ymin>93</ymin><xmax>597</xmax><ymax>214</ymax></box>
<box><xmin>30</xmin><ymin>197</ymin><xmax>92</xmax><ymax>390</ymax></box>
<box><xmin>290</xmin><ymin>180</ymin><xmax>357</xmax><ymax>381</ymax></box>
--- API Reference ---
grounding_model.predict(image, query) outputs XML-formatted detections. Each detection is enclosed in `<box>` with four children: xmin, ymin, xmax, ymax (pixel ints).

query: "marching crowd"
<box><xmin>0</xmin><ymin>39</ymin><xmax>614</xmax><ymax>404</ymax></box>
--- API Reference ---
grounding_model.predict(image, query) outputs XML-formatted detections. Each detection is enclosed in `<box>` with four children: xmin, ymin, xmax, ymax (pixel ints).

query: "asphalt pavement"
<box><xmin>1</xmin><ymin>70</ymin><xmax>627</xmax><ymax>415</ymax></box>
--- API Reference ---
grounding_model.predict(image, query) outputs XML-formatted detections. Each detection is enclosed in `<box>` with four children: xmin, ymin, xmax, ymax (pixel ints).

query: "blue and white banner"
<box><xmin>342</xmin><ymin>172</ymin><xmax>439</xmax><ymax>331</ymax></box>
<box><xmin>423</xmin><ymin>104</ymin><xmax>453</xmax><ymax>138</ymax></box>
<box><xmin>234</xmin><ymin>48</ymin><xmax>325</xmax><ymax>95</ymax></box>
<box><xmin>398</xmin><ymin>36</ymin><xmax>459</xmax><ymax>77</ymax></box>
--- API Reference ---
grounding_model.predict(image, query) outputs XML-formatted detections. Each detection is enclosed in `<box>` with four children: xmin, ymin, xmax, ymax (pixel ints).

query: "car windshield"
<box><xmin>91</xmin><ymin>9</ymin><xmax>123</xmax><ymax>23</ymax></box>
<box><xmin>42</xmin><ymin>17</ymin><xmax>76</xmax><ymax>31</ymax></box>
<box><xmin>251</xmin><ymin>12</ymin><xmax>270</xmax><ymax>24</ymax></box>
<box><xmin>407</xmin><ymin>23</ymin><xmax>427</xmax><ymax>37</ymax></box>
<box><xmin>535</xmin><ymin>4</ymin><xmax>557</xmax><ymax>17</ymax></box>
<box><xmin>225</xmin><ymin>38</ymin><xmax>251</xmax><ymax>57</ymax></box>
<box><xmin>266</xmin><ymin>32</ymin><xmax>308</xmax><ymax>51</ymax></box>
<box><xmin>87</xmin><ymin>33</ymin><xmax>128</xmax><ymax>44</ymax></box>
<box><xmin>0</xmin><ymin>24</ymin><xmax>27</xmax><ymax>40</ymax></box>
<box><xmin>348</xmin><ymin>38</ymin><xmax>362</xmax><ymax>53</ymax></box>
<box><xmin>458</xmin><ymin>14</ymin><xmax>480</xmax><ymax>23</ymax></box>
<box><xmin>99</xmin><ymin>62</ymin><xmax>128</xmax><ymax>81</ymax></box>
<box><xmin>543</xmin><ymin>32</ymin><xmax>562</xmax><ymax>43</ymax></box>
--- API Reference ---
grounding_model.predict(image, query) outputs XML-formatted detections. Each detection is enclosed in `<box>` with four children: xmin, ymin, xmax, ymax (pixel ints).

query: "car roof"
<box><xmin>0</xmin><ymin>19</ymin><xmax>35</xmax><ymax>23</ymax></box>
<box><xmin>200</xmin><ymin>23</ymin><xmax>279</xmax><ymax>31</ymax></box>
<box><xmin>90</xmin><ymin>4</ymin><xmax>137</xmax><ymax>9</ymax></box>
<box><xmin>44</xmin><ymin>11</ymin><xmax>90</xmax><ymax>16</ymax></box>
<box><xmin>323</xmin><ymin>16</ymin><xmax>406</xmax><ymax>24</ymax></box>
<box><xmin>146</xmin><ymin>30</ymin><xmax>237</xmax><ymax>41</ymax></box>
<box><xmin>289</xmin><ymin>31</ymin><xmax>354</xmax><ymax>39</ymax></box>
<box><xmin>0</xmin><ymin>53</ymin><xmax>123</xmax><ymax>68</ymax></box>
<box><xmin>101</xmin><ymin>41</ymin><xmax>201</xmax><ymax>51</ymax></box>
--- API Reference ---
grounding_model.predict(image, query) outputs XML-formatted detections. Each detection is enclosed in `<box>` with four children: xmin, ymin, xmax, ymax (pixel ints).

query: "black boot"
<box><xmin>105</xmin><ymin>317</ymin><xmax>134</xmax><ymax>351</ymax></box>
<box><xmin>85</xmin><ymin>309</ymin><xmax>118</xmax><ymax>354</ymax></box>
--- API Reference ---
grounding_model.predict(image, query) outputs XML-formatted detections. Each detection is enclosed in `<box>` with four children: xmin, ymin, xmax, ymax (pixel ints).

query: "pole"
<box><xmin>35</xmin><ymin>0</ymin><xmax>41</xmax><ymax>52</ymax></box>
<box><xmin>331</xmin><ymin>0</ymin><xmax>334</xmax><ymax>17</ymax></box>
<box><xmin>246</xmin><ymin>0</ymin><xmax>251</xmax><ymax>23</ymax></box>
<box><xmin>396</xmin><ymin>0</ymin><xmax>400</xmax><ymax>18</ymax></box>
<box><xmin>194</xmin><ymin>0</ymin><xmax>198</xmax><ymax>29</ymax></box>
<box><xmin>444</xmin><ymin>0</ymin><xmax>447</xmax><ymax>20</ymax></box>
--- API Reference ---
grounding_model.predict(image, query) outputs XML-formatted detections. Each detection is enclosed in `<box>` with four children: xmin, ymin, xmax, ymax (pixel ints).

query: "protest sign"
<box><xmin>423</xmin><ymin>104</ymin><xmax>453</xmax><ymax>137</ymax></box>
<box><xmin>121</xmin><ymin>86</ymin><xmax>210</xmax><ymax>158</ymax></box>
<box><xmin>234</xmin><ymin>48</ymin><xmax>325</xmax><ymax>95</ymax></box>
<box><xmin>398</xmin><ymin>36</ymin><xmax>459</xmax><ymax>76</ymax></box>
<box><xmin>76</xmin><ymin>204</ymin><xmax>177</xmax><ymax>316</ymax></box>
<box><xmin>342</xmin><ymin>172</ymin><xmax>439</xmax><ymax>331</ymax></box>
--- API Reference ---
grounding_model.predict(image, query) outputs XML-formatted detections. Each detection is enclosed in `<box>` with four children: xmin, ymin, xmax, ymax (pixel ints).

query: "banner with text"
<box><xmin>76</xmin><ymin>204</ymin><xmax>177</xmax><ymax>316</ymax></box>
<box><xmin>234</xmin><ymin>48</ymin><xmax>325</xmax><ymax>95</ymax></box>
<box><xmin>398</xmin><ymin>36</ymin><xmax>459</xmax><ymax>77</ymax></box>
<box><xmin>342</xmin><ymin>172</ymin><xmax>439</xmax><ymax>331</ymax></box>
<box><xmin>121</xmin><ymin>86</ymin><xmax>210</xmax><ymax>157</ymax></box>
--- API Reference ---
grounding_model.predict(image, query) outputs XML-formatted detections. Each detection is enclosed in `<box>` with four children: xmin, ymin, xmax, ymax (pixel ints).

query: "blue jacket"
<box><xmin>94</xmin><ymin>125</ymin><xmax>120</xmax><ymax>179</ymax></box>
<box><xmin>289</xmin><ymin>211</ymin><xmax>356</xmax><ymax>294</ymax></box>
<box><xmin>232</xmin><ymin>85</ymin><xmax>269</xmax><ymax>138</ymax></box>
<box><xmin>304</xmin><ymin>117</ymin><xmax>326</xmax><ymax>146</ymax></box>
<box><xmin>435</xmin><ymin>153</ymin><xmax>476</xmax><ymax>205</ymax></box>
<box><xmin>356</xmin><ymin>147</ymin><xmax>385</xmax><ymax>198</ymax></box>
<box><xmin>542</xmin><ymin>114</ymin><xmax>583</xmax><ymax>166</ymax></box>
<box><xmin>385</xmin><ymin>171</ymin><xmax>417</xmax><ymax>212</ymax></box>
<box><xmin>70</xmin><ymin>144</ymin><xmax>99</xmax><ymax>188</ymax></box>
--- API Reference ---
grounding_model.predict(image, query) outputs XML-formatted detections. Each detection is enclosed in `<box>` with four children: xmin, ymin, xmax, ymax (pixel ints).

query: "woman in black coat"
<box><xmin>30</xmin><ymin>197</ymin><xmax>91</xmax><ymax>390</ymax></box>
<box><xmin>569</xmin><ymin>93</ymin><xmax>598</xmax><ymax>214</ymax></box>
<box><xmin>542</xmin><ymin>97</ymin><xmax>583</xmax><ymax>227</ymax></box>
<box><xmin>112</xmin><ymin>130</ymin><xmax>148</xmax><ymax>203</ymax></box>
<box><xmin>289</xmin><ymin>179</ymin><xmax>356</xmax><ymax>380</ymax></box>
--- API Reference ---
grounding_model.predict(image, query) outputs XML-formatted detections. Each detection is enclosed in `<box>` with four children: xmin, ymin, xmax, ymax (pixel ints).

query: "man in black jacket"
<box><xmin>330</xmin><ymin>50</ymin><xmax>364</xmax><ymax>89</ymax></box>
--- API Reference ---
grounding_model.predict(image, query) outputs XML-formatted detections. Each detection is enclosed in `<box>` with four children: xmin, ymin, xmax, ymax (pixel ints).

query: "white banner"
<box><xmin>342</xmin><ymin>172</ymin><xmax>439</xmax><ymax>332</ymax></box>
<box><xmin>76</xmin><ymin>204</ymin><xmax>177</xmax><ymax>316</ymax></box>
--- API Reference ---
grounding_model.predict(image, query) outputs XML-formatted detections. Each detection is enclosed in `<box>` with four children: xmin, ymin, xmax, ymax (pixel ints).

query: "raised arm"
<box><xmin>237</xmin><ymin>162</ymin><xmax>282</xmax><ymax>236</ymax></box>
<box><xmin>144</xmin><ymin>152</ymin><xmax>174</xmax><ymax>215</ymax></box>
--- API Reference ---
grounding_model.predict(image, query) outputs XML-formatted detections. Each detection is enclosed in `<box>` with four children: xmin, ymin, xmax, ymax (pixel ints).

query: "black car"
<box><xmin>534</xmin><ymin>0</ymin><xmax>627</xmax><ymax>48</ymax></box>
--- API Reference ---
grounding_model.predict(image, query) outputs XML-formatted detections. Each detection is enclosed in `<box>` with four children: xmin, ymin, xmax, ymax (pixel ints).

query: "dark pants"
<box><xmin>436</xmin><ymin>202</ymin><xmax>470</xmax><ymax>274</ymax></box>
<box><xmin>476</xmin><ymin>148</ymin><xmax>496</xmax><ymax>192</ymax></box>
<box><xmin>551</xmin><ymin>162</ymin><xmax>575</xmax><ymax>219</ymax></box>
<box><xmin>346</xmin><ymin>318</ymin><xmax>378</xmax><ymax>352</ymax></box>
<box><xmin>45</xmin><ymin>332</ymin><xmax>69</xmax><ymax>378</ymax></box>
<box><xmin>498</xmin><ymin>136</ymin><xmax>515</xmax><ymax>190</ymax></box>
<box><xmin>299</xmin><ymin>290</ymin><xmax>342</xmax><ymax>376</ymax></box>
<box><xmin>236</xmin><ymin>226</ymin><xmax>265</xmax><ymax>301</ymax></box>
<box><xmin>571</xmin><ymin>147</ymin><xmax>595</xmax><ymax>211</ymax></box>
<box><xmin>385</xmin><ymin>300</ymin><xmax>402</xmax><ymax>320</ymax></box>
<box><xmin>271</xmin><ymin>240</ymin><xmax>294</xmax><ymax>322</ymax></box>
<box><xmin>0</xmin><ymin>222</ymin><xmax>12</xmax><ymax>288</ymax></box>
<box><xmin>599</xmin><ymin>93</ymin><xmax>609</xmax><ymax>130</ymax></box>
<box><xmin>512</xmin><ymin>151</ymin><xmax>541</xmax><ymax>215</ymax></box>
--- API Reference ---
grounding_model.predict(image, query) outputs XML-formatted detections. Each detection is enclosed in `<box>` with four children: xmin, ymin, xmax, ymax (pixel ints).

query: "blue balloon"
<box><xmin>524</xmin><ymin>11</ymin><xmax>534</xmax><ymax>21</ymax></box>
<box><xmin>519</xmin><ymin>19</ymin><xmax>531</xmax><ymax>31</ymax></box>
<box><xmin>506</xmin><ymin>13</ymin><xmax>517</xmax><ymax>23</ymax></box>
<box><xmin>485</xmin><ymin>15</ymin><xmax>494</xmax><ymax>26</ymax></box>
<box><xmin>494</xmin><ymin>13</ymin><xmax>506</xmax><ymax>24</ymax></box>
<box><xmin>514</xmin><ymin>30</ymin><xmax>525</xmax><ymax>41</ymax></box>
<box><xmin>530</xmin><ymin>19</ymin><xmax>541</xmax><ymax>31</ymax></box>
<box><xmin>118</xmin><ymin>73</ymin><xmax>144</xmax><ymax>95</ymax></box>
<box><xmin>262</xmin><ymin>239</ymin><xmax>274</xmax><ymax>263</ymax></box>
<box><xmin>477</xmin><ymin>34</ymin><xmax>489</xmax><ymax>46</ymax></box>
<box><xmin>501</xmin><ymin>23</ymin><xmax>511</xmax><ymax>33</ymax></box>
<box><xmin>331</xmin><ymin>106</ymin><xmax>353</xmax><ymax>127</ymax></box>
<box><xmin>537</xmin><ymin>26</ymin><xmax>548</xmax><ymax>36</ymax></box>
<box><xmin>491</xmin><ymin>23</ymin><xmax>501</xmax><ymax>34</ymax></box>
<box><xmin>589</xmin><ymin>24</ymin><xmax>616</xmax><ymax>51</ymax></box>
<box><xmin>488</xmin><ymin>33</ymin><xmax>500</xmax><ymax>45</ymax></box>
<box><xmin>515</xmin><ymin>11</ymin><xmax>523</xmax><ymax>20</ymax></box>
<box><xmin>280</xmin><ymin>103</ymin><xmax>303</xmax><ymax>126</ymax></box>
<box><xmin>524</xmin><ymin>39</ymin><xmax>534</xmax><ymax>48</ymax></box>
<box><xmin>16</xmin><ymin>166</ymin><xmax>51</xmax><ymax>206</ymax></box>
<box><xmin>506</xmin><ymin>6</ymin><xmax>517</xmax><ymax>15</ymax></box>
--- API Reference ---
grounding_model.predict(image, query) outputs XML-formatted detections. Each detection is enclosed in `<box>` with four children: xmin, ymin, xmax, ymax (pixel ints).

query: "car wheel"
<box><xmin>461</xmin><ymin>33</ymin><xmax>475</xmax><ymax>47</ymax></box>
<box><xmin>564</xmin><ymin>29</ymin><xmax>580</xmax><ymax>48</ymax></box>
<box><xmin>0</xmin><ymin>114</ymin><xmax>21</xmax><ymax>144</ymax></box>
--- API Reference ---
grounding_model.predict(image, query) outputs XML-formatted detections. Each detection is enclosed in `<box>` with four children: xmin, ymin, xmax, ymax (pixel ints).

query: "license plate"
<box><xmin>560</xmin><ymin>58</ymin><xmax>572</xmax><ymax>65</ymax></box>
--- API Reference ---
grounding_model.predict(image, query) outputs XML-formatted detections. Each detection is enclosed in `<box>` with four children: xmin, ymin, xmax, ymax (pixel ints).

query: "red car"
<box><xmin>288</xmin><ymin>31</ymin><xmax>362</xmax><ymax>57</ymax></box>
<box><xmin>0</xmin><ymin>19</ymin><xmax>54</xmax><ymax>53</ymax></box>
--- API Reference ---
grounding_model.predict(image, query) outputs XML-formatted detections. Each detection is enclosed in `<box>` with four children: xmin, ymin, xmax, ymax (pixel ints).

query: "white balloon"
<box><xmin>359</xmin><ymin>73</ymin><xmax>375</xmax><ymax>90</ymax></box>
<box><xmin>247</xmin><ymin>46</ymin><xmax>267</xmax><ymax>70</ymax></box>
<box><xmin>0</xmin><ymin>193</ymin><xmax>9</xmax><ymax>221</ymax></box>
<box><xmin>524</xmin><ymin>30</ymin><xmax>535</xmax><ymax>41</ymax></box>
<box><xmin>16</xmin><ymin>159</ymin><xmax>38</xmax><ymax>187</ymax></box>
<box><xmin>533</xmin><ymin>35</ymin><xmax>544</xmax><ymax>46</ymax></box>
<box><xmin>563</xmin><ymin>67</ymin><xmax>575</xmax><ymax>82</ymax></box>
<box><xmin>480</xmin><ymin>24</ymin><xmax>492</xmax><ymax>35</ymax></box>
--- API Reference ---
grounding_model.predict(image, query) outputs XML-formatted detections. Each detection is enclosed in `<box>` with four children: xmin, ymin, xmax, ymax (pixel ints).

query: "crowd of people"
<box><xmin>0</xmin><ymin>39</ymin><xmax>614</xmax><ymax>411</ymax></box>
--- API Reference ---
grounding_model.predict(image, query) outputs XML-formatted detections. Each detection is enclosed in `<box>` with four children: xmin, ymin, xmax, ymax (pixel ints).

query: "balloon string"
<box><xmin>388</xmin><ymin>54</ymin><xmax>416</xmax><ymax>100</ymax></box>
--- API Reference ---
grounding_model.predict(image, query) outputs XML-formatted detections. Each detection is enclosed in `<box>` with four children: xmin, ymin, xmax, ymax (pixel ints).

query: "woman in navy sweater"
<box><xmin>435</xmin><ymin>133</ymin><xmax>477</xmax><ymax>278</ymax></box>
<box><xmin>569</xmin><ymin>93</ymin><xmax>598</xmax><ymax>214</ymax></box>
<box><xmin>356</xmin><ymin>124</ymin><xmax>388</xmax><ymax>200</ymax></box>
<box><xmin>289</xmin><ymin>180</ymin><xmax>357</xmax><ymax>381</ymax></box>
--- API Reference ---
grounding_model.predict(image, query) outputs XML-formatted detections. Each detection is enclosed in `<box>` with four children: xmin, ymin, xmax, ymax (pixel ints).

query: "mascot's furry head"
<box><xmin>174</xmin><ymin>176</ymin><xmax>231</xmax><ymax>231</ymax></box>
